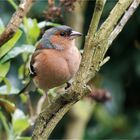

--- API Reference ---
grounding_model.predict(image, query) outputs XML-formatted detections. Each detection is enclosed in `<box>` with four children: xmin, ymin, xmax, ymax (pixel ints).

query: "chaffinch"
<box><xmin>19</xmin><ymin>25</ymin><xmax>82</xmax><ymax>94</ymax></box>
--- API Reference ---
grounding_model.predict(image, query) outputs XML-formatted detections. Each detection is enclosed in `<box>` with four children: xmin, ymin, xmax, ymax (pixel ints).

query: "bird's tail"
<box><xmin>18</xmin><ymin>80</ymin><xmax>36</xmax><ymax>95</ymax></box>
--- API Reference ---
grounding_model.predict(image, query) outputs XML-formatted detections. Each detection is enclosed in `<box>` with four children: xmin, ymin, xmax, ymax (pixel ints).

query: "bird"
<box><xmin>19</xmin><ymin>25</ymin><xmax>82</xmax><ymax>95</ymax></box>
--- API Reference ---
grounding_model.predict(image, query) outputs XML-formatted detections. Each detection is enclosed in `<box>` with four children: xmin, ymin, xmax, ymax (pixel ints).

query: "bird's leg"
<box><xmin>36</xmin><ymin>92</ymin><xmax>51</xmax><ymax>114</ymax></box>
<box><xmin>46</xmin><ymin>92</ymin><xmax>52</xmax><ymax>105</ymax></box>
<box><xmin>36</xmin><ymin>94</ymin><xmax>46</xmax><ymax>114</ymax></box>
<box><xmin>45</xmin><ymin>91</ymin><xmax>56</xmax><ymax>105</ymax></box>
<box><xmin>25</xmin><ymin>92</ymin><xmax>34</xmax><ymax>118</ymax></box>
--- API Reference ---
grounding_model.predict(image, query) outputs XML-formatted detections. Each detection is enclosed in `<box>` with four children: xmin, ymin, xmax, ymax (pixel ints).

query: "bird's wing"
<box><xmin>18</xmin><ymin>50</ymin><xmax>40</xmax><ymax>95</ymax></box>
<box><xmin>29</xmin><ymin>51</ymin><xmax>38</xmax><ymax>78</ymax></box>
<box><xmin>18</xmin><ymin>42</ymin><xmax>44</xmax><ymax>95</ymax></box>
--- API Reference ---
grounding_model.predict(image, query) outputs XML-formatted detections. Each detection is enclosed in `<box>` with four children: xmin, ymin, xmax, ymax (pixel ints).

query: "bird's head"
<box><xmin>39</xmin><ymin>25</ymin><xmax>82</xmax><ymax>50</ymax></box>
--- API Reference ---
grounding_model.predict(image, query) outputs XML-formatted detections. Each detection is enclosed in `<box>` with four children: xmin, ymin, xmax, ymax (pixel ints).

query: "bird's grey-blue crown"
<box><xmin>40</xmin><ymin>25</ymin><xmax>72</xmax><ymax>49</ymax></box>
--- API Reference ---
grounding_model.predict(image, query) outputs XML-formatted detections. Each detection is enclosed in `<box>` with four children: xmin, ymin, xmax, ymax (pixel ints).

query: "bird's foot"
<box><xmin>46</xmin><ymin>92</ymin><xmax>55</xmax><ymax>105</ymax></box>
<box><xmin>65</xmin><ymin>82</ymin><xmax>71</xmax><ymax>90</ymax></box>
<box><xmin>60</xmin><ymin>93</ymin><xmax>73</xmax><ymax>104</ymax></box>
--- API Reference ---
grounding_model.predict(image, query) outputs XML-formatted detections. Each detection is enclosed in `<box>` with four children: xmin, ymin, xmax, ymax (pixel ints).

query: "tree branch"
<box><xmin>0</xmin><ymin>0</ymin><xmax>34</xmax><ymax>47</ymax></box>
<box><xmin>32</xmin><ymin>0</ymin><xmax>139</xmax><ymax>139</ymax></box>
<box><xmin>109</xmin><ymin>0</ymin><xmax>140</xmax><ymax>45</ymax></box>
<box><xmin>73</xmin><ymin>0</ymin><xmax>106</xmax><ymax>87</ymax></box>
<box><xmin>89</xmin><ymin>0</ymin><xmax>134</xmax><ymax>79</ymax></box>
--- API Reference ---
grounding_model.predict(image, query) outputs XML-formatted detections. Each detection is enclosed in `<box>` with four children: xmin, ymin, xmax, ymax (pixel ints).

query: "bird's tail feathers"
<box><xmin>18</xmin><ymin>80</ymin><xmax>36</xmax><ymax>95</ymax></box>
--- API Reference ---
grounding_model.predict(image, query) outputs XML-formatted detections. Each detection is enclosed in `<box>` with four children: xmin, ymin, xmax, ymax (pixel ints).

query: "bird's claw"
<box><xmin>60</xmin><ymin>92</ymin><xmax>74</xmax><ymax>103</ymax></box>
<box><xmin>65</xmin><ymin>82</ymin><xmax>71</xmax><ymax>90</ymax></box>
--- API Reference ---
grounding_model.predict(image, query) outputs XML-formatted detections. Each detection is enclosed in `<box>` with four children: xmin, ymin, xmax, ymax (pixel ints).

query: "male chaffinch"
<box><xmin>19</xmin><ymin>25</ymin><xmax>82</xmax><ymax>94</ymax></box>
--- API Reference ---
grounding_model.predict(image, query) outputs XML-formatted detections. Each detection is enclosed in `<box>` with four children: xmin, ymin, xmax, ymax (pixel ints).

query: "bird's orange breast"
<box><xmin>32</xmin><ymin>47</ymin><xmax>81</xmax><ymax>92</ymax></box>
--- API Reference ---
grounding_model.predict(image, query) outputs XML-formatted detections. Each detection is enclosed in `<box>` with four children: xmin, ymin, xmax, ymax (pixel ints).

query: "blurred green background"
<box><xmin>0</xmin><ymin>0</ymin><xmax>140</xmax><ymax>139</ymax></box>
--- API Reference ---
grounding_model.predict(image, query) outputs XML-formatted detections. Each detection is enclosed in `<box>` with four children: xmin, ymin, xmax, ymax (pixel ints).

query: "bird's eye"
<box><xmin>60</xmin><ymin>32</ymin><xmax>66</xmax><ymax>36</ymax></box>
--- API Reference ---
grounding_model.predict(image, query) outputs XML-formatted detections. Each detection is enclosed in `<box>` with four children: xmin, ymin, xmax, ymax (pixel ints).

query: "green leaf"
<box><xmin>0</xmin><ymin>29</ymin><xmax>22</xmax><ymax>59</ymax></box>
<box><xmin>0</xmin><ymin>98</ymin><xmax>16</xmax><ymax>113</ymax></box>
<box><xmin>0</xmin><ymin>45</ymin><xmax>35</xmax><ymax>63</ymax></box>
<box><xmin>0</xmin><ymin>77</ymin><xmax>11</xmax><ymax>94</ymax></box>
<box><xmin>0</xmin><ymin>85</ymin><xmax>19</xmax><ymax>95</ymax></box>
<box><xmin>18</xmin><ymin>65</ymin><xmax>24</xmax><ymax>79</ymax></box>
<box><xmin>0</xmin><ymin>62</ymin><xmax>10</xmax><ymax>82</ymax></box>
<box><xmin>23</xmin><ymin>18</ymin><xmax>40</xmax><ymax>44</ymax></box>
<box><xmin>0</xmin><ymin>18</ymin><xmax>5</xmax><ymax>34</ymax></box>
<box><xmin>0</xmin><ymin>111</ymin><xmax>10</xmax><ymax>135</ymax></box>
<box><xmin>7</xmin><ymin>0</ymin><xmax>18</xmax><ymax>10</ymax></box>
<box><xmin>12</xmin><ymin>109</ymin><xmax>30</xmax><ymax>135</ymax></box>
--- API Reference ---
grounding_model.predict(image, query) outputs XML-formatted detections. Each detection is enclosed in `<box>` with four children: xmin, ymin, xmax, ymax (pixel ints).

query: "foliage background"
<box><xmin>0</xmin><ymin>0</ymin><xmax>140</xmax><ymax>139</ymax></box>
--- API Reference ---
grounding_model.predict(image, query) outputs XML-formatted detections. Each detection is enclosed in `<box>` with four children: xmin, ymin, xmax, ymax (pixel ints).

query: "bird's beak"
<box><xmin>70</xmin><ymin>30</ymin><xmax>82</xmax><ymax>39</ymax></box>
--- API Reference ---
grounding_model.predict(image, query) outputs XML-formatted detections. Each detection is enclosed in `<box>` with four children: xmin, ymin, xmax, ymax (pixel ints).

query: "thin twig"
<box><xmin>109</xmin><ymin>0</ymin><xmax>140</xmax><ymax>45</ymax></box>
<box><xmin>0</xmin><ymin>0</ymin><xmax>34</xmax><ymax>47</ymax></box>
<box><xmin>74</xmin><ymin>0</ymin><xmax>106</xmax><ymax>89</ymax></box>
<box><xmin>89</xmin><ymin>0</ymin><xmax>133</xmax><ymax>80</ymax></box>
